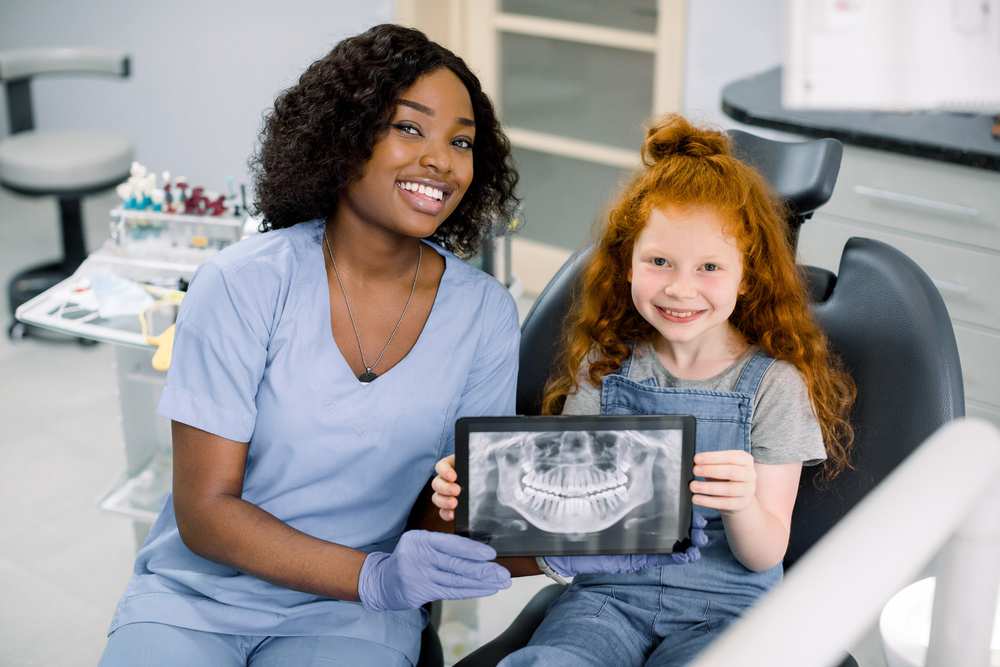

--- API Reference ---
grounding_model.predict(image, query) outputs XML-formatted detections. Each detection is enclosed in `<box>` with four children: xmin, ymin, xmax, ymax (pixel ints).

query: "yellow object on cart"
<box><xmin>140</xmin><ymin>294</ymin><xmax>184</xmax><ymax>371</ymax></box>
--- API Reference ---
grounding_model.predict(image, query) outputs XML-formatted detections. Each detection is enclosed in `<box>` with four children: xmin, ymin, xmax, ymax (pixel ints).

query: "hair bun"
<box><xmin>641</xmin><ymin>114</ymin><xmax>729</xmax><ymax>165</ymax></box>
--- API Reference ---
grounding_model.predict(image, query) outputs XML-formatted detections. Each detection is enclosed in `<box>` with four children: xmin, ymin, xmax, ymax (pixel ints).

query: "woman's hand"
<box><xmin>431</xmin><ymin>455</ymin><xmax>460</xmax><ymax>521</ymax></box>
<box><xmin>357</xmin><ymin>530</ymin><xmax>511</xmax><ymax>612</ymax></box>
<box><xmin>690</xmin><ymin>450</ymin><xmax>757</xmax><ymax>515</ymax></box>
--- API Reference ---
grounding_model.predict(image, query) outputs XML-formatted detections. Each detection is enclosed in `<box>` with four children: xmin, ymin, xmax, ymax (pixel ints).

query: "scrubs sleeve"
<box><xmin>157</xmin><ymin>258</ymin><xmax>271</xmax><ymax>442</ymax></box>
<box><xmin>447</xmin><ymin>285</ymin><xmax>520</xmax><ymax>455</ymax></box>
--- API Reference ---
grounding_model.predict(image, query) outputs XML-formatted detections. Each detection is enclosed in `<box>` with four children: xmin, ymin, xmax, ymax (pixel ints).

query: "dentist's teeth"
<box><xmin>418</xmin><ymin>184</ymin><xmax>426</xmax><ymax>194</ymax></box>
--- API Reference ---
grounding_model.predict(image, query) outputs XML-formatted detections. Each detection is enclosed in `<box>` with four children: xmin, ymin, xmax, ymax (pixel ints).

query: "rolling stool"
<box><xmin>0</xmin><ymin>47</ymin><xmax>133</xmax><ymax>339</ymax></box>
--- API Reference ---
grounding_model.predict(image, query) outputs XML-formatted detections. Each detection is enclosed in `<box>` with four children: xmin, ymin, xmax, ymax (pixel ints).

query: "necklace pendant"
<box><xmin>359</xmin><ymin>371</ymin><xmax>378</xmax><ymax>383</ymax></box>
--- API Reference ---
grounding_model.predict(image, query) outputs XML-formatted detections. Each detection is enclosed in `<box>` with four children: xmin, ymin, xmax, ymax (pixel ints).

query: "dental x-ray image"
<box><xmin>455</xmin><ymin>415</ymin><xmax>695</xmax><ymax>557</ymax></box>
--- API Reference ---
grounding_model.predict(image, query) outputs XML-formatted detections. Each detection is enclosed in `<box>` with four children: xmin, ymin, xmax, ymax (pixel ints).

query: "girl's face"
<box><xmin>337</xmin><ymin>67</ymin><xmax>475</xmax><ymax>239</ymax></box>
<box><xmin>629</xmin><ymin>205</ymin><xmax>744</xmax><ymax>354</ymax></box>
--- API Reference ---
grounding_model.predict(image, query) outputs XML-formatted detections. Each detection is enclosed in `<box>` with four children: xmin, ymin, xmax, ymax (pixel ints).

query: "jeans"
<box><xmin>500</xmin><ymin>581</ymin><xmax>744</xmax><ymax>667</ymax></box>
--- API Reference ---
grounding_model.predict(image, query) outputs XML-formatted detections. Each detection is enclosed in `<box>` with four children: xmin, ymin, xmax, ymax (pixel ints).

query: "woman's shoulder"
<box><xmin>435</xmin><ymin>244</ymin><xmax>518</xmax><ymax>319</ymax></box>
<box><xmin>206</xmin><ymin>219</ymin><xmax>322</xmax><ymax>276</ymax></box>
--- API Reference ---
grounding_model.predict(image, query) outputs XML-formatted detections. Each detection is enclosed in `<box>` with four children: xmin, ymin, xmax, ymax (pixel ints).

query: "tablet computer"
<box><xmin>454</xmin><ymin>414</ymin><xmax>696</xmax><ymax>557</ymax></box>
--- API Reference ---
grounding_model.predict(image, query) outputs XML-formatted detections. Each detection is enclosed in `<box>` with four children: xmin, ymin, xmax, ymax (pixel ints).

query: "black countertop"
<box><xmin>722</xmin><ymin>67</ymin><xmax>1000</xmax><ymax>172</ymax></box>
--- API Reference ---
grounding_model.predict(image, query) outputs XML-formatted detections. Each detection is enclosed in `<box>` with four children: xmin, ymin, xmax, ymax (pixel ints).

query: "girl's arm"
<box><xmin>691</xmin><ymin>451</ymin><xmax>802</xmax><ymax>572</ymax></box>
<box><xmin>172</xmin><ymin>420</ymin><xmax>370</xmax><ymax>599</ymax></box>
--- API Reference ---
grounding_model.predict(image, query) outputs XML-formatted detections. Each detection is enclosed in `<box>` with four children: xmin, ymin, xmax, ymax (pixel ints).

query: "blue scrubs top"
<box><xmin>108</xmin><ymin>219</ymin><xmax>519</xmax><ymax>664</ymax></box>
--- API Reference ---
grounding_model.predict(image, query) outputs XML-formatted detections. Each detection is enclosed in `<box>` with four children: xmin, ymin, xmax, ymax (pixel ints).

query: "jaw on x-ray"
<box><xmin>468</xmin><ymin>428</ymin><xmax>682</xmax><ymax>537</ymax></box>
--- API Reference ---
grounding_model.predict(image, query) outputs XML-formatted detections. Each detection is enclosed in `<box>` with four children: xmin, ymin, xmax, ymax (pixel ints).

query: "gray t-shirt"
<box><xmin>563</xmin><ymin>341</ymin><xmax>826</xmax><ymax>466</ymax></box>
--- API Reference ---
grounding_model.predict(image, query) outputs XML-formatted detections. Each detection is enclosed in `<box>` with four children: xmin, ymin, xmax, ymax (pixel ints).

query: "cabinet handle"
<box><xmin>932</xmin><ymin>278</ymin><xmax>972</xmax><ymax>295</ymax></box>
<box><xmin>853</xmin><ymin>186</ymin><xmax>981</xmax><ymax>217</ymax></box>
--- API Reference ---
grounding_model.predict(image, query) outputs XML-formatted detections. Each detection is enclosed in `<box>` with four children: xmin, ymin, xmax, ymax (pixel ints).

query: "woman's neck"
<box><xmin>323</xmin><ymin>216</ymin><xmax>425</xmax><ymax>281</ymax></box>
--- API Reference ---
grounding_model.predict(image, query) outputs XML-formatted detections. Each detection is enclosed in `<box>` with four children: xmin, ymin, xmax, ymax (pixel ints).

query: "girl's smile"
<box><xmin>630</xmin><ymin>204</ymin><xmax>745</xmax><ymax>366</ymax></box>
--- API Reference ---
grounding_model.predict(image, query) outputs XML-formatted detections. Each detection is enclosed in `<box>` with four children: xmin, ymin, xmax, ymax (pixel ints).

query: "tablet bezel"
<box><xmin>454</xmin><ymin>414</ymin><xmax>696</xmax><ymax>557</ymax></box>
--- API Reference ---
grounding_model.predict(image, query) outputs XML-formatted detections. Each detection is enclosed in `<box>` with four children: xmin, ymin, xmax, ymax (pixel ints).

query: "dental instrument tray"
<box><xmin>454</xmin><ymin>414</ymin><xmax>696</xmax><ymax>557</ymax></box>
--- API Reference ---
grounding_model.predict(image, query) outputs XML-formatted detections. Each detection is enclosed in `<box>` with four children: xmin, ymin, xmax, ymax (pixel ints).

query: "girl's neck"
<box><xmin>651</xmin><ymin>326</ymin><xmax>749</xmax><ymax>381</ymax></box>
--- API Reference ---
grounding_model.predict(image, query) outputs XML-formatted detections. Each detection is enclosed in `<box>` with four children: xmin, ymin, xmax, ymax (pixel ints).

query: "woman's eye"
<box><xmin>652</xmin><ymin>258</ymin><xmax>667</xmax><ymax>266</ymax></box>
<box><xmin>703</xmin><ymin>263</ymin><xmax>718</xmax><ymax>271</ymax></box>
<box><xmin>392</xmin><ymin>123</ymin><xmax>420</xmax><ymax>135</ymax></box>
<box><xmin>452</xmin><ymin>137</ymin><xmax>473</xmax><ymax>150</ymax></box>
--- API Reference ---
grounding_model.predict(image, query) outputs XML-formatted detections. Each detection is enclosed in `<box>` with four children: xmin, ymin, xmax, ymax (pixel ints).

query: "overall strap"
<box><xmin>611</xmin><ymin>341</ymin><xmax>636</xmax><ymax>377</ymax></box>
<box><xmin>733</xmin><ymin>348</ymin><xmax>777</xmax><ymax>396</ymax></box>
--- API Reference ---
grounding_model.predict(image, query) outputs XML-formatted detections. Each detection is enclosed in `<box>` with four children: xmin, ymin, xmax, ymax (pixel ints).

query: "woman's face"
<box><xmin>337</xmin><ymin>67</ymin><xmax>476</xmax><ymax>239</ymax></box>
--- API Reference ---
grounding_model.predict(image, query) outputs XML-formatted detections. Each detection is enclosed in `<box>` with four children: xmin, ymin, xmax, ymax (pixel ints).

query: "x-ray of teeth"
<box><xmin>465</xmin><ymin>428</ymin><xmax>684</xmax><ymax>553</ymax></box>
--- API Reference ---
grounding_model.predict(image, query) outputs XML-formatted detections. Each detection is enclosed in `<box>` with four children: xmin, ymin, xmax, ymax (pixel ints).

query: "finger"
<box><xmin>430</xmin><ymin>476</ymin><xmax>462</xmax><ymax>500</ymax></box>
<box><xmin>438</xmin><ymin>508</ymin><xmax>455</xmax><ymax>522</ymax></box>
<box><xmin>690</xmin><ymin>480</ymin><xmax>752</xmax><ymax>498</ymax></box>
<box><xmin>434</xmin><ymin>455</ymin><xmax>457</xmax><ymax>481</ymax></box>
<box><xmin>419</xmin><ymin>530</ymin><xmax>498</xmax><ymax>561</ymax></box>
<box><xmin>691</xmin><ymin>494</ymin><xmax>751</xmax><ymax>513</ymax></box>
<box><xmin>693</xmin><ymin>464</ymin><xmax>754</xmax><ymax>482</ymax></box>
<box><xmin>431</xmin><ymin>491</ymin><xmax>458</xmax><ymax>510</ymax></box>
<box><xmin>426</xmin><ymin>561</ymin><xmax>512</xmax><ymax>588</ymax></box>
<box><xmin>691</xmin><ymin>512</ymin><xmax>708</xmax><ymax>529</ymax></box>
<box><xmin>693</xmin><ymin>450</ymin><xmax>754</xmax><ymax>465</ymax></box>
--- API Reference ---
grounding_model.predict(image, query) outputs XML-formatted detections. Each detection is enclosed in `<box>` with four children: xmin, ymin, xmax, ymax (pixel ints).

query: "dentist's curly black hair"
<box><xmin>250</xmin><ymin>24</ymin><xmax>519</xmax><ymax>257</ymax></box>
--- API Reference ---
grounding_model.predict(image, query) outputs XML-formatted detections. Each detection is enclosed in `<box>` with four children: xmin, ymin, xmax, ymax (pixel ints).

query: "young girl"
<box><xmin>434</xmin><ymin>114</ymin><xmax>855</xmax><ymax>667</ymax></box>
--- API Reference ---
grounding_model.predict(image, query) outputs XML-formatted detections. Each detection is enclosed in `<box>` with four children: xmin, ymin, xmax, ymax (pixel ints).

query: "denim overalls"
<box><xmin>502</xmin><ymin>347</ymin><xmax>782</xmax><ymax>667</ymax></box>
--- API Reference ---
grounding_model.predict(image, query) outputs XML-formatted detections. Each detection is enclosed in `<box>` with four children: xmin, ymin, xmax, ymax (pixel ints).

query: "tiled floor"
<box><xmin>0</xmin><ymin>187</ymin><xmax>889</xmax><ymax>666</ymax></box>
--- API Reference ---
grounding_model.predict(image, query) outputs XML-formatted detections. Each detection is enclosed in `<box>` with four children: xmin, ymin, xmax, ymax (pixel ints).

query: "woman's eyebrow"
<box><xmin>398</xmin><ymin>99</ymin><xmax>475</xmax><ymax>127</ymax></box>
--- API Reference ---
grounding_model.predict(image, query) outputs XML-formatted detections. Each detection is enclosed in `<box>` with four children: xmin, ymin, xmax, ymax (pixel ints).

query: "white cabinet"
<box><xmin>797</xmin><ymin>145</ymin><xmax>1000</xmax><ymax>429</ymax></box>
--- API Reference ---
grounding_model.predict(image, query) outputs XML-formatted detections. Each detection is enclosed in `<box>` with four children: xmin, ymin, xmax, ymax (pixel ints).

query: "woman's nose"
<box><xmin>419</xmin><ymin>140</ymin><xmax>451</xmax><ymax>173</ymax></box>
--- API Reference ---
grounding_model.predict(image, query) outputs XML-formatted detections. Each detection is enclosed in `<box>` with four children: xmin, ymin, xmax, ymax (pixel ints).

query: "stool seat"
<box><xmin>0</xmin><ymin>128</ymin><xmax>132</xmax><ymax>193</ymax></box>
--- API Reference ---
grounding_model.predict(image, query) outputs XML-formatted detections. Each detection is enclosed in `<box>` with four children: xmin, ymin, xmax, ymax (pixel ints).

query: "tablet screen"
<box><xmin>455</xmin><ymin>415</ymin><xmax>695</xmax><ymax>557</ymax></box>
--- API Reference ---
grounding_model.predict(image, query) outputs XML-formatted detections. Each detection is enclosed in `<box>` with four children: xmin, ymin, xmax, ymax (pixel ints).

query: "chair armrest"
<box><xmin>0</xmin><ymin>48</ymin><xmax>129</xmax><ymax>81</ymax></box>
<box><xmin>453</xmin><ymin>584</ymin><xmax>568</xmax><ymax>667</ymax></box>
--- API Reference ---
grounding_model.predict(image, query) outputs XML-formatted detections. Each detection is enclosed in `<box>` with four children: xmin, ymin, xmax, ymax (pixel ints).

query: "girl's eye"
<box><xmin>703</xmin><ymin>263</ymin><xmax>719</xmax><ymax>271</ymax></box>
<box><xmin>652</xmin><ymin>258</ymin><xmax>667</xmax><ymax>266</ymax></box>
<box><xmin>392</xmin><ymin>123</ymin><xmax>420</xmax><ymax>135</ymax></box>
<box><xmin>452</xmin><ymin>137</ymin><xmax>473</xmax><ymax>150</ymax></box>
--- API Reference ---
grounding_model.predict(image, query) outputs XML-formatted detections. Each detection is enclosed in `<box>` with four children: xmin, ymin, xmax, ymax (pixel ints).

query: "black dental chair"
<box><xmin>447</xmin><ymin>130</ymin><xmax>965</xmax><ymax>667</ymax></box>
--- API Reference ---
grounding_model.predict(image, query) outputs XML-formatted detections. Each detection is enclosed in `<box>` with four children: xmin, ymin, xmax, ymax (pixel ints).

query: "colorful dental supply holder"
<box><xmin>15</xmin><ymin>162</ymin><xmax>260</xmax><ymax>348</ymax></box>
<box><xmin>110</xmin><ymin>162</ymin><xmax>251</xmax><ymax>265</ymax></box>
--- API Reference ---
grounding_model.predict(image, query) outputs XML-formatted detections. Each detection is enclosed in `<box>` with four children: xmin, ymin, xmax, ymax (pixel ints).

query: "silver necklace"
<box><xmin>324</xmin><ymin>230</ymin><xmax>421</xmax><ymax>384</ymax></box>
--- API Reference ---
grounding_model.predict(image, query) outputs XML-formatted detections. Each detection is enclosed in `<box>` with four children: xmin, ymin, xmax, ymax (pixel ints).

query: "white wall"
<box><xmin>0</xmin><ymin>0</ymin><xmax>393</xmax><ymax>194</ymax></box>
<box><xmin>683</xmin><ymin>0</ymin><xmax>786</xmax><ymax>131</ymax></box>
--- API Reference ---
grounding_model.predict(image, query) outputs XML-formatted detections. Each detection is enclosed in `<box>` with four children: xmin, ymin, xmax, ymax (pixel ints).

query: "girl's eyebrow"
<box><xmin>398</xmin><ymin>99</ymin><xmax>475</xmax><ymax>127</ymax></box>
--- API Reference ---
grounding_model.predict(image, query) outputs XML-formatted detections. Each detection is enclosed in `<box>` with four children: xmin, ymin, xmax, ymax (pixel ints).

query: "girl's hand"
<box><xmin>690</xmin><ymin>450</ymin><xmax>757</xmax><ymax>515</ymax></box>
<box><xmin>431</xmin><ymin>455</ymin><xmax>461</xmax><ymax>521</ymax></box>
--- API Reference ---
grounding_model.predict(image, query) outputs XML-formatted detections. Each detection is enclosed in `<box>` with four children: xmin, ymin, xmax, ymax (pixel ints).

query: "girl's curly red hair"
<box><xmin>542</xmin><ymin>114</ymin><xmax>855</xmax><ymax>478</ymax></box>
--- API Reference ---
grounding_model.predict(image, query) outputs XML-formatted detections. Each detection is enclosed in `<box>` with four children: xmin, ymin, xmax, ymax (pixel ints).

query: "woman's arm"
<box><xmin>690</xmin><ymin>451</ymin><xmax>801</xmax><ymax>572</ymax></box>
<box><xmin>172</xmin><ymin>420</ymin><xmax>370</xmax><ymax>600</ymax></box>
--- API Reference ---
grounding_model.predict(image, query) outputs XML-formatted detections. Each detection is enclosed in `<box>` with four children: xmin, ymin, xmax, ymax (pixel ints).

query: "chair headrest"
<box><xmin>728</xmin><ymin>129</ymin><xmax>842</xmax><ymax>217</ymax></box>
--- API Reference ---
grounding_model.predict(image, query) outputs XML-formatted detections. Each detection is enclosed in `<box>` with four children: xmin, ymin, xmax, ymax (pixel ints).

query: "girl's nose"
<box><xmin>664</xmin><ymin>275</ymin><xmax>696</xmax><ymax>298</ymax></box>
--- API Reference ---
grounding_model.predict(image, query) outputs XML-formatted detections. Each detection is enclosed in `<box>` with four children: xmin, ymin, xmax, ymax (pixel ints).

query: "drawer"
<box><xmin>798</xmin><ymin>216</ymin><xmax>1000</xmax><ymax>331</ymax></box>
<box><xmin>823</xmin><ymin>146</ymin><xmax>1000</xmax><ymax>252</ymax></box>
<box><xmin>953</xmin><ymin>323</ymin><xmax>1000</xmax><ymax>408</ymax></box>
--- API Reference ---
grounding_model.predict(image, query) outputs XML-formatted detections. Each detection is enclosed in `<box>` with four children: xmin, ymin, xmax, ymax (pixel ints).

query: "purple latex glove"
<box><xmin>357</xmin><ymin>530</ymin><xmax>512</xmax><ymax>612</ymax></box>
<box><xmin>546</xmin><ymin>512</ymin><xmax>709</xmax><ymax>577</ymax></box>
